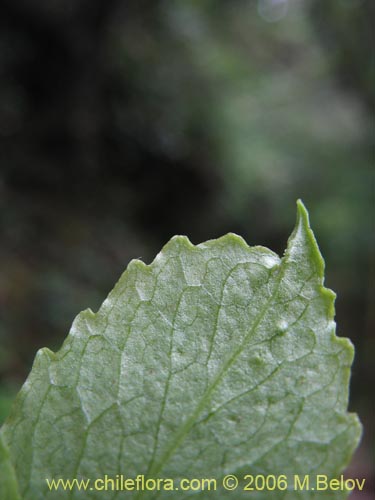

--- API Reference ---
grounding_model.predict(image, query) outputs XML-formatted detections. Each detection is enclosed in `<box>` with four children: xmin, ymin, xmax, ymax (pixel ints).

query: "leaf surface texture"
<box><xmin>1</xmin><ymin>201</ymin><xmax>361</xmax><ymax>499</ymax></box>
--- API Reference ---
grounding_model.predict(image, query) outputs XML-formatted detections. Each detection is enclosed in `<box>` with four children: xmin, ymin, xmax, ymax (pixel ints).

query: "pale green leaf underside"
<box><xmin>1</xmin><ymin>201</ymin><xmax>361</xmax><ymax>499</ymax></box>
<box><xmin>0</xmin><ymin>433</ymin><xmax>20</xmax><ymax>500</ymax></box>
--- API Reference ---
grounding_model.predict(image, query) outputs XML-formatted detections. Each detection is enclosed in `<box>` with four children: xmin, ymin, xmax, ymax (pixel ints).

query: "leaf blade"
<box><xmin>1</xmin><ymin>201</ymin><xmax>361</xmax><ymax>499</ymax></box>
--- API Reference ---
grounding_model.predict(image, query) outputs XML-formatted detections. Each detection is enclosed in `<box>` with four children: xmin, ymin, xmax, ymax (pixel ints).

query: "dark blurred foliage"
<box><xmin>0</xmin><ymin>0</ymin><xmax>373</xmax><ymax>490</ymax></box>
<box><xmin>311</xmin><ymin>0</ymin><xmax>375</xmax><ymax>109</ymax></box>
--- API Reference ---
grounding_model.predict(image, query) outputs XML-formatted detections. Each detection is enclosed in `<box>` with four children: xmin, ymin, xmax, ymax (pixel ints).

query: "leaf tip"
<box><xmin>296</xmin><ymin>198</ymin><xmax>309</xmax><ymax>227</ymax></box>
<box><xmin>285</xmin><ymin>199</ymin><xmax>325</xmax><ymax>279</ymax></box>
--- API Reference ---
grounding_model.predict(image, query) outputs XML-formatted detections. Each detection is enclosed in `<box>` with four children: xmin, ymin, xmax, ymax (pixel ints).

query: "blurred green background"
<box><xmin>0</xmin><ymin>0</ymin><xmax>373</xmax><ymax>493</ymax></box>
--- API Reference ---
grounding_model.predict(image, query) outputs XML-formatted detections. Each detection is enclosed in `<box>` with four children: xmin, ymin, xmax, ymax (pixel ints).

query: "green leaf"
<box><xmin>0</xmin><ymin>432</ymin><xmax>20</xmax><ymax>500</ymax></box>
<box><xmin>1</xmin><ymin>201</ymin><xmax>361</xmax><ymax>499</ymax></box>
